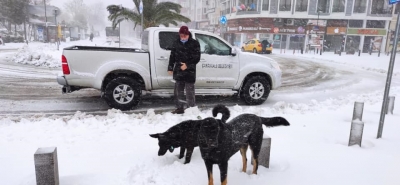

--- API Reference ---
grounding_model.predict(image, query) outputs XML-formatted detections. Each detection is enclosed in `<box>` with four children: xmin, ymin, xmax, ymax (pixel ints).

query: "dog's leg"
<box><xmin>179</xmin><ymin>147</ymin><xmax>185</xmax><ymax>159</ymax></box>
<box><xmin>218</xmin><ymin>161</ymin><xmax>228</xmax><ymax>185</ymax></box>
<box><xmin>240</xmin><ymin>145</ymin><xmax>248</xmax><ymax>172</ymax></box>
<box><xmin>204</xmin><ymin>160</ymin><xmax>214</xmax><ymax>185</ymax></box>
<box><xmin>184</xmin><ymin>147</ymin><xmax>194</xmax><ymax>164</ymax></box>
<box><xmin>250</xmin><ymin>146</ymin><xmax>261</xmax><ymax>175</ymax></box>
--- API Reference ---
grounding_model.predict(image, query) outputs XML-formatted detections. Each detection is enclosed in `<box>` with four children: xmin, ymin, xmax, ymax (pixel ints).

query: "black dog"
<box><xmin>149</xmin><ymin>107</ymin><xmax>230</xmax><ymax>164</ymax></box>
<box><xmin>198</xmin><ymin>105</ymin><xmax>290</xmax><ymax>185</ymax></box>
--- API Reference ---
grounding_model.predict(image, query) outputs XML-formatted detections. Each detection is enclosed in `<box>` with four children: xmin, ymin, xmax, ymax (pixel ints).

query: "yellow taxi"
<box><xmin>241</xmin><ymin>39</ymin><xmax>273</xmax><ymax>54</ymax></box>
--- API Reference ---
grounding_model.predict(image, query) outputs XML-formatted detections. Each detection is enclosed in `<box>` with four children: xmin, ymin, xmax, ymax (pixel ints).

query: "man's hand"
<box><xmin>181</xmin><ymin>63</ymin><xmax>187</xmax><ymax>71</ymax></box>
<box><xmin>168</xmin><ymin>71</ymin><xmax>173</xmax><ymax>75</ymax></box>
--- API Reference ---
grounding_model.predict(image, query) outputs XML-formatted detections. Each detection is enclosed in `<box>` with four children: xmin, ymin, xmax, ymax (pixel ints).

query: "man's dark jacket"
<box><xmin>168</xmin><ymin>33</ymin><xmax>201</xmax><ymax>83</ymax></box>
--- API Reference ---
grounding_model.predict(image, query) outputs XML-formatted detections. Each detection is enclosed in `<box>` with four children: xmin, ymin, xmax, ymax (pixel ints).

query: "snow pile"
<box><xmin>11</xmin><ymin>45</ymin><xmax>61</xmax><ymax>68</ymax></box>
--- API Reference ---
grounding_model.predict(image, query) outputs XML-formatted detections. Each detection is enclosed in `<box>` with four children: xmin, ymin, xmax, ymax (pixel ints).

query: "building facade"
<box><xmin>218</xmin><ymin>0</ymin><xmax>395</xmax><ymax>53</ymax></box>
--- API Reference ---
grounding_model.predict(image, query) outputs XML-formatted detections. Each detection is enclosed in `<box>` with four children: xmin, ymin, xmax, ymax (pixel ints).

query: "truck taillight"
<box><xmin>62</xmin><ymin>55</ymin><xmax>70</xmax><ymax>75</ymax></box>
<box><xmin>258</xmin><ymin>44</ymin><xmax>262</xmax><ymax>47</ymax></box>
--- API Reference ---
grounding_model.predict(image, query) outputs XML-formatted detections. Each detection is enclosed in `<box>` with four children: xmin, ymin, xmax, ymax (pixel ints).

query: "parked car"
<box><xmin>241</xmin><ymin>39</ymin><xmax>272</xmax><ymax>54</ymax></box>
<box><xmin>57</xmin><ymin>27</ymin><xmax>282</xmax><ymax>110</ymax></box>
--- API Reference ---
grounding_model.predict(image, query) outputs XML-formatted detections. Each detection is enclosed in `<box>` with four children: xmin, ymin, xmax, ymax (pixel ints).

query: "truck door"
<box><xmin>153</xmin><ymin>31</ymin><xmax>179</xmax><ymax>88</ymax></box>
<box><xmin>194</xmin><ymin>33</ymin><xmax>240</xmax><ymax>88</ymax></box>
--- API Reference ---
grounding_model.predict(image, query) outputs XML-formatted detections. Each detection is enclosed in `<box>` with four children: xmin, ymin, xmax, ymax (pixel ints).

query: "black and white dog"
<box><xmin>198</xmin><ymin>105</ymin><xmax>290</xmax><ymax>185</ymax></box>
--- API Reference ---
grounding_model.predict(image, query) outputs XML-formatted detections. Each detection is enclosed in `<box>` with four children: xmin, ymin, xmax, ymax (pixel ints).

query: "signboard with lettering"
<box><xmin>326</xmin><ymin>27</ymin><xmax>347</xmax><ymax>34</ymax></box>
<box><xmin>347</xmin><ymin>28</ymin><xmax>386</xmax><ymax>35</ymax></box>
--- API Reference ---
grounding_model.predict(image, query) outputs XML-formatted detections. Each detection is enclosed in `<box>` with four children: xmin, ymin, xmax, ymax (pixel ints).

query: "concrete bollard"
<box><xmin>352</xmin><ymin>102</ymin><xmax>364</xmax><ymax>121</ymax></box>
<box><xmin>386</xmin><ymin>96</ymin><xmax>395</xmax><ymax>115</ymax></box>
<box><xmin>257</xmin><ymin>137</ymin><xmax>272</xmax><ymax>168</ymax></box>
<box><xmin>34</xmin><ymin>147</ymin><xmax>59</xmax><ymax>185</ymax></box>
<box><xmin>348</xmin><ymin>120</ymin><xmax>364</xmax><ymax>147</ymax></box>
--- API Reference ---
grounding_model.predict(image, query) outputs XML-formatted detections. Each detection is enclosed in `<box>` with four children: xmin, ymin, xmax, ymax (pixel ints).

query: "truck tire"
<box><xmin>104</xmin><ymin>77</ymin><xmax>141</xmax><ymax>110</ymax></box>
<box><xmin>241</xmin><ymin>76</ymin><xmax>270</xmax><ymax>105</ymax></box>
<box><xmin>253</xmin><ymin>48</ymin><xmax>257</xmax><ymax>53</ymax></box>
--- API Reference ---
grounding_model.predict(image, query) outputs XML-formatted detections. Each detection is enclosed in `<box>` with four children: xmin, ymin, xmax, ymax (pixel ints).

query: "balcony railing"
<box><xmin>279</xmin><ymin>5</ymin><xmax>291</xmax><ymax>11</ymax></box>
<box><xmin>295</xmin><ymin>5</ymin><xmax>307</xmax><ymax>12</ymax></box>
<box><xmin>353</xmin><ymin>6</ymin><xmax>366</xmax><ymax>13</ymax></box>
<box><xmin>332</xmin><ymin>6</ymin><xmax>345</xmax><ymax>13</ymax></box>
<box><xmin>370</xmin><ymin>8</ymin><xmax>392</xmax><ymax>14</ymax></box>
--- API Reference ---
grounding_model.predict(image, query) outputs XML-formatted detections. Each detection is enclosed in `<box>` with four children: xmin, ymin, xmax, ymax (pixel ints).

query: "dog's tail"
<box><xmin>260</xmin><ymin>117</ymin><xmax>290</xmax><ymax>127</ymax></box>
<box><xmin>212</xmin><ymin>104</ymin><xmax>230</xmax><ymax>122</ymax></box>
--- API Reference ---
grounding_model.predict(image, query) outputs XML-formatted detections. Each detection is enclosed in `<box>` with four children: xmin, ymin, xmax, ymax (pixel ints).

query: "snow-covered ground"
<box><xmin>1</xmin><ymin>41</ymin><xmax>400</xmax><ymax>185</ymax></box>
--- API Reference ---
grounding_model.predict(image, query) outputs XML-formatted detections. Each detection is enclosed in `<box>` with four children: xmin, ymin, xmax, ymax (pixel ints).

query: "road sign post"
<box><xmin>377</xmin><ymin>1</ymin><xmax>400</xmax><ymax>138</ymax></box>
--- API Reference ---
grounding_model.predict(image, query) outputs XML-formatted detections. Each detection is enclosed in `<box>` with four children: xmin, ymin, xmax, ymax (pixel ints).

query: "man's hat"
<box><xmin>179</xmin><ymin>26</ymin><xmax>190</xmax><ymax>35</ymax></box>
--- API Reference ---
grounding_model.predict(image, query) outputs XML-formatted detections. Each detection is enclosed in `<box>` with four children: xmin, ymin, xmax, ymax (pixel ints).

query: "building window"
<box><xmin>279</xmin><ymin>0</ymin><xmax>291</xmax><ymax>11</ymax></box>
<box><xmin>370</xmin><ymin>0</ymin><xmax>392</xmax><ymax>14</ymax></box>
<box><xmin>396</xmin><ymin>3</ymin><xmax>400</xmax><ymax>14</ymax></box>
<box><xmin>317</xmin><ymin>0</ymin><xmax>331</xmax><ymax>13</ymax></box>
<box><xmin>353</xmin><ymin>0</ymin><xmax>366</xmax><ymax>13</ymax></box>
<box><xmin>366</xmin><ymin>20</ymin><xmax>385</xmax><ymax>28</ymax></box>
<box><xmin>348</xmin><ymin>20</ymin><xmax>363</xmax><ymax>28</ymax></box>
<box><xmin>332</xmin><ymin>0</ymin><xmax>345</xmax><ymax>13</ymax></box>
<box><xmin>263</xmin><ymin>0</ymin><xmax>269</xmax><ymax>11</ymax></box>
<box><xmin>295</xmin><ymin>0</ymin><xmax>308</xmax><ymax>12</ymax></box>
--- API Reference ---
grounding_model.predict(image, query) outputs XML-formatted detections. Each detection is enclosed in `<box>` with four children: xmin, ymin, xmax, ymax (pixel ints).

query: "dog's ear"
<box><xmin>149</xmin><ymin>133</ymin><xmax>160</xmax><ymax>138</ymax></box>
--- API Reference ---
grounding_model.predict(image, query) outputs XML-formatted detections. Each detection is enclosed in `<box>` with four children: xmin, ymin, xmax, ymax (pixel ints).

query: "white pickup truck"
<box><xmin>57</xmin><ymin>27</ymin><xmax>282</xmax><ymax>110</ymax></box>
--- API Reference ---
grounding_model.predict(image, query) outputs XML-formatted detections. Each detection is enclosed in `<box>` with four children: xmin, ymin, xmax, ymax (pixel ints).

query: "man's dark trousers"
<box><xmin>174</xmin><ymin>81</ymin><xmax>195</xmax><ymax>109</ymax></box>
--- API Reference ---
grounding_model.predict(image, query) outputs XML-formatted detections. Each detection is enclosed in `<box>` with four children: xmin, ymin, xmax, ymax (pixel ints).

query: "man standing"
<box><xmin>168</xmin><ymin>26</ymin><xmax>201</xmax><ymax>114</ymax></box>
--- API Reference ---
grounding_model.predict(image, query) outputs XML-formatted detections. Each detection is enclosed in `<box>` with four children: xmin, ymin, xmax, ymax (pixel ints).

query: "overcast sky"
<box><xmin>50</xmin><ymin>0</ymin><xmax>135</xmax><ymax>9</ymax></box>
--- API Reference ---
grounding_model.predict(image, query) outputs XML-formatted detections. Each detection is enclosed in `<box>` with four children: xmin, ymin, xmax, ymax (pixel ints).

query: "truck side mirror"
<box><xmin>231</xmin><ymin>48</ymin><xmax>237</xmax><ymax>56</ymax></box>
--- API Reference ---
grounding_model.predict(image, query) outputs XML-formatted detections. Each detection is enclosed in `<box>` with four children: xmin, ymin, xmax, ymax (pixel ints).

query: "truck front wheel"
<box><xmin>241</xmin><ymin>76</ymin><xmax>270</xmax><ymax>105</ymax></box>
<box><xmin>104</xmin><ymin>77</ymin><xmax>141</xmax><ymax>110</ymax></box>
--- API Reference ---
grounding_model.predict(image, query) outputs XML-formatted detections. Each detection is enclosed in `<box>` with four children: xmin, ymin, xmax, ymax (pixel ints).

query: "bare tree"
<box><xmin>29</xmin><ymin>0</ymin><xmax>51</xmax><ymax>5</ymax></box>
<box><xmin>63</xmin><ymin>0</ymin><xmax>87</xmax><ymax>28</ymax></box>
<box><xmin>87</xmin><ymin>2</ymin><xmax>106</xmax><ymax>32</ymax></box>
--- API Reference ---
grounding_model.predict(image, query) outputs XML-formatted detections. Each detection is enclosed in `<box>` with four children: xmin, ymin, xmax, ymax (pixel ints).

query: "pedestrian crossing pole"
<box><xmin>377</xmin><ymin>2</ymin><xmax>399</xmax><ymax>138</ymax></box>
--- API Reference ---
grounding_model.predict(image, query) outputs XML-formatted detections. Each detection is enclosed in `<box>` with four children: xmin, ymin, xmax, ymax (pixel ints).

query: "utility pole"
<box><xmin>54</xmin><ymin>9</ymin><xmax>59</xmax><ymax>50</ymax></box>
<box><xmin>44</xmin><ymin>0</ymin><xmax>48</xmax><ymax>42</ymax></box>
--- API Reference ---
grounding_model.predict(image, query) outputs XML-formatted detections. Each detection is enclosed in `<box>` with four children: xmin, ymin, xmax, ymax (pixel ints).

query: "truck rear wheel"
<box><xmin>104</xmin><ymin>77</ymin><xmax>141</xmax><ymax>110</ymax></box>
<box><xmin>241</xmin><ymin>76</ymin><xmax>270</xmax><ymax>105</ymax></box>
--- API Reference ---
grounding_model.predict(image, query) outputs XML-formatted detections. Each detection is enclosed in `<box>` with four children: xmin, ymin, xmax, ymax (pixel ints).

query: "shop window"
<box><xmin>317</xmin><ymin>0</ymin><xmax>331</xmax><ymax>13</ymax></box>
<box><xmin>353</xmin><ymin>0</ymin><xmax>366</xmax><ymax>13</ymax></box>
<box><xmin>262</xmin><ymin>0</ymin><xmax>269</xmax><ymax>11</ymax></box>
<box><xmin>348</xmin><ymin>20</ymin><xmax>363</xmax><ymax>28</ymax></box>
<box><xmin>366</xmin><ymin>20</ymin><xmax>385</xmax><ymax>28</ymax></box>
<box><xmin>370</xmin><ymin>0</ymin><xmax>392</xmax><ymax>14</ymax></box>
<box><xmin>295</xmin><ymin>0</ymin><xmax>308</xmax><ymax>12</ymax></box>
<box><xmin>345</xmin><ymin>36</ymin><xmax>361</xmax><ymax>54</ymax></box>
<box><xmin>279</xmin><ymin>0</ymin><xmax>291</xmax><ymax>11</ymax></box>
<box><xmin>332</xmin><ymin>0</ymin><xmax>345</xmax><ymax>13</ymax></box>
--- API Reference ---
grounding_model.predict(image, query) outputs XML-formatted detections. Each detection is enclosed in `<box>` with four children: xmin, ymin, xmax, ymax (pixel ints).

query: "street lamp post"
<box><xmin>44</xmin><ymin>0</ymin><xmax>48</xmax><ymax>42</ymax></box>
<box><xmin>317</xmin><ymin>11</ymin><xmax>322</xmax><ymax>55</ymax></box>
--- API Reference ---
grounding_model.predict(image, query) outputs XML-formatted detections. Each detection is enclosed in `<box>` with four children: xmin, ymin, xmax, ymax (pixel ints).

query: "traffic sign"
<box><xmin>220</xmin><ymin>16</ymin><xmax>227</xmax><ymax>24</ymax></box>
<box><xmin>389</xmin><ymin>0</ymin><xmax>400</xmax><ymax>4</ymax></box>
<box><xmin>139</xmin><ymin>0</ymin><xmax>143</xmax><ymax>14</ymax></box>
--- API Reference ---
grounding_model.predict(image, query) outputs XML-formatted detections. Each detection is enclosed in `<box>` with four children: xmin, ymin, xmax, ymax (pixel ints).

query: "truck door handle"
<box><xmin>200</xmin><ymin>58</ymin><xmax>206</xmax><ymax>62</ymax></box>
<box><xmin>157</xmin><ymin>56</ymin><xmax>168</xmax><ymax>60</ymax></box>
